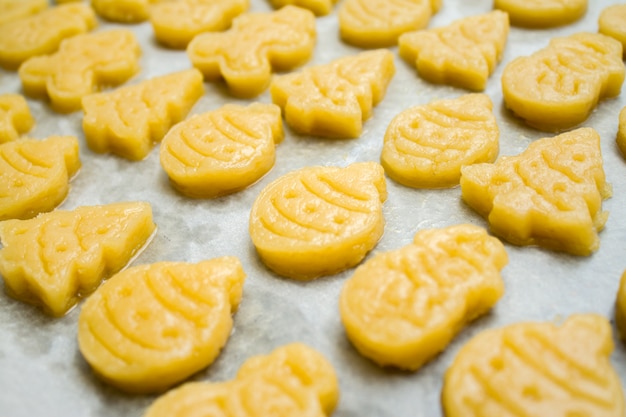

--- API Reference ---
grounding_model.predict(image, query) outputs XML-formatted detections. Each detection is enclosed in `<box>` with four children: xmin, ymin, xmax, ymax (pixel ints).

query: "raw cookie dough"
<box><xmin>0</xmin><ymin>94</ymin><xmax>34</xmax><ymax>143</ymax></box>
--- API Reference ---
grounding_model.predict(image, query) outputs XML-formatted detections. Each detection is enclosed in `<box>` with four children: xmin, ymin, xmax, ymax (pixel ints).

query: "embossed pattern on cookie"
<box><xmin>0</xmin><ymin>0</ymin><xmax>47</xmax><ymax>26</ymax></box>
<box><xmin>0</xmin><ymin>94</ymin><xmax>34</xmax><ymax>144</ymax></box>
<box><xmin>495</xmin><ymin>0</ymin><xmax>587</xmax><ymax>28</ymax></box>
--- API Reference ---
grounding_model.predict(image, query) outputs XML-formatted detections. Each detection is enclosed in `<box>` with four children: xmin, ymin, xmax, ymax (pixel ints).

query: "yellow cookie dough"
<box><xmin>249</xmin><ymin>161</ymin><xmax>387</xmax><ymax>280</ymax></box>
<box><xmin>339</xmin><ymin>0</ymin><xmax>441</xmax><ymax>48</ymax></box>
<box><xmin>618</xmin><ymin>106</ymin><xmax>626</xmax><ymax>159</ymax></box>
<box><xmin>0</xmin><ymin>3</ymin><xmax>96</xmax><ymax>70</ymax></box>
<box><xmin>270</xmin><ymin>0</ymin><xmax>337</xmax><ymax>16</ymax></box>
<box><xmin>443</xmin><ymin>314</ymin><xmax>625</xmax><ymax>417</ymax></box>
<box><xmin>381</xmin><ymin>94</ymin><xmax>499</xmax><ymax>188</ymax></box>
<box><xmin>143</xmin><ymin>343</ymin><xmax>339</xmax><ymax>417</ymax></box>
<box><xmin>91</xmin><ymin>0</ymin><xmax>164</xmax><ymax>23</ymax></box>
<box><xmin>0</xmin><ymin>136</ymin><xmax>80</xmax><ymax>221</ymax></box>
<box><xmin>495</xmin><ymin>0</ymin><xmax>587</xmax><ymax>28</ymax></box>
<box><xmin>399</xmin><ymin>10</ymin><xmax>509</xmax><ymax>91</ymax></box>
<box><xmin>0</xmin><ymin>94</ymin><xmax>34</xmax><ymax>143</ymax></box>
<box><xmin>616</xmin><ymin>270</ymin><xmax>626</xmax><ymax>343</ymax></box>
<box><xmin>188</xmin><ymin>6</ymin><xmax>316</xmax><ymax>98</ymax></box>
<box><xmin>0</xmin><ymin>0</ymin><xmax>47</xmax><ymax>27</ymax></box>
<box><xmin>82</xmin><ymin>69</ymin><xmax>204</xmax><ymax>161</ymax></box>
<box><xmin>160</xmin><ymin>103</ymin><xmax>283</xmax><ymax>198</ymax></box>
<box><xmin>19</xmin><ymin>29</ymin><xmax>141</xmax><ymax>113</ymax></box>
<box><xmin>270</xmin><ymin>49</ymin><xmax>395</xmax><ymax>138</ymax></box>
<box><xmin>460</xmin><ymin>127</ymin><xmax>611</xmax><ymax>256</ymax></box>
<box><xmin>599</xmin><ymin>4</ymin><xmax>626</xmax><ymax>58</ymax></box>
<box><xmin>78</xmin><ymin>257</ymin><xmax>245</xmax><ymax>393</ymax></box>
<box><xmin>0</xmin><ymin>202</ymin><xmax>155</xmax><ymax>316</ymax></box>
<box><xmin>501</xmin><ymin>32</ymin><xmax>624</xmax><ymax>131</ymax></box>
<box><xmin>341</xmin><ymin>224</ymin><xmax>507</xmax><ymax>371</ymax></box>
<box><xmin>150</xmin><ymin>0</ymin><xmax>248</xmax><ymax>49</ymax></box>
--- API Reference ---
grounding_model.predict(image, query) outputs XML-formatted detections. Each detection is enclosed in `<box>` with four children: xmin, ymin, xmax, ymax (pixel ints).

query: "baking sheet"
<box><xmin>1</xmin><ymin>1</ymin><xmax>626</xmax><ymax>416</ymax></box>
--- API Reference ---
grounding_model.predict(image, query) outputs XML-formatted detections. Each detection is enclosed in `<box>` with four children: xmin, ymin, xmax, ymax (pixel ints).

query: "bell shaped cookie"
<box><xmin>0</xmin><ymin>94</ymin><xmax>34</xmax><ymax>143</ymax></box>
<box><xmin>249</xmin><ymin>161</ymin><xmax>387</xmax><ymax>280</ymax></box>
<box><xmin>0</xmin><ymin>0</ymin><xmax>47</xmax><ymax>26</ymax></box>
<box><xmin>270</xmin><ymin>0</ymin><xmax>337</xmax><ymax>16</ymax></box>
<box><xmin>143</xmin><ymin>343</ymin><xmax>339</xmax><ymax>417</ymax></box>
<box><xmin>460</xmin><ymin>127</ymin><xmax>611</xmax><ymax>256</ymax></box>
<box><xmin>78</xmin><ymin>257</ymin><xmax>245</xmax><ymax>393</ymax></box>
<box><xmin>0</xmin><ymin>202</ymin><xmax>156</xmax><ymax>316</ymax></box>
<box><xmin>495</xmin><ymin>0</ymin><xmax>587</xmax><ymax>28</ymax></box>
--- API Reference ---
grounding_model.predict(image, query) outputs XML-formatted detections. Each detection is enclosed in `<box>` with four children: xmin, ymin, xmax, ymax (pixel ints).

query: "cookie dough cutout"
<box><xmin>188</xmin><ymin>6</ymin><xmax>316</xmax><ymax>98</ymax></box>
<box><xmin>381</xmin><ymin>94</ymin><xmax>499</xmax><ymax>188</ymax></box>
<box><xmin>0</xmin><ymin>3</ymin><xmax>96</xmax><ymax>70</ymax></box>
<box><xmin>0</xmin><ymin>136</ymin><xmax>80</xmax><ymax>221</ymax></box>
<box><xmin>341</xmin><ymin>224</ymin><xmax>507</xmax><ymax>371</ymax></box>
<box><xmin>618</xmin><ymin>107</ymin><xmax>626</xmax><ymax>159</ymax></box>
<box><xmin>339</xmin><ymin>0</ymin><xmax>441</xmax><ymax>48</ymax></box>
<box><xmin>91</xmin><ymin>0</ymin><xmax>164</xmax><ymax>23</ymax></box>
<box><xmin>501</xmin><ymin>32</ymin><xmax>624</xmax><ymax>131</ymax></box>
<box><xmin>82</xmin><ymin>69</ymin><xmax>204</xmax><ymax>161</ymax></box>
<box><xmin>0</xmin><ymin>0</ymin><xmax>47</xmax><ymax>27</ymax></box>
<box><xmin>0</xmin><ymin>202</ymin><xmax>156</xmax><ymax>317</ymax></box>
<box><xmin>144</xmin><ymin>343</ymin><xmax>339</xmax><ymax>417</ymax></box>
<box><xmin>270</xmin><ymin>0</ymin><xmax>337</xmax><ymax>16</ymax></box>
<box><xmin>160</xmin><ymin>103</ymin><xmax>283</xmax><ymax>198</ymax></box>
<box><xmin>494</xmin><ymin>0</ymin><xmax>587</xmax><ymax>28</ymax></box>
<box><xmin>460</xmin><ymin>127</ymin><xmax>611</xmax><ymax>256</ymax></box>
<box><xmin>399</xmin><ymin>10</ymin><xmax>509</xmax><ymax>92</ymax></box>
<box><xmin>150</xmin><ymin>0</ymin><xmax>248</xmax><ymax>49</ymax></box>
<box><xmin>443</xmin><ymin>314</ymin><xmax>625</xmax><ymax>417</ymax></box>
<box><xmin>250</xmin><ymin>162</ymin><xmax>387</xmax><ymax>280</ymax></box>
<box><xmin>271</xmin><ymin>49</ymin><xmax>395</xmax><ymax>138</ymax></box>
<box><xmin>78</xmin><ymin>257</ymin><xmax>245</xmax><ymax>394</ymax></box>
<box><xmin>0</xmin><ymin>94</ymin><xmax>34</xmax><ymax>144</ymax></box>
<box><xmin>19</xmin><ymin>29</ymin><xmax>141</xmax><ymax>113</ymax></box>
<box><xmin>599</xmin><ymin>4</ymin><xmax>626</xmax><ymax>58</ymax></box>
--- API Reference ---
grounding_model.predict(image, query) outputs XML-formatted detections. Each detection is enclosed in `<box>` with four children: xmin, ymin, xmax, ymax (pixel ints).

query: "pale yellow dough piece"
<box><xmin>0</xmin><ymin>202</ymin><xmax>155</xmax><ymax>316</ymax></box>
<box><xmin>460</xmin><ymin>127</ymin><xmax>611</xmax><ymax>256</ymax></box>
<box><xmin>187</xmin><ymin>6</ymin><xmax>316</xmax><ymax>97</ymax></box>
<box><xmin>495</xmin><ymin>0</ymin><xmax>587</xmax><ymax>28</ymax></box>
<box><xmin>150</xmin><ymin>0</ymin><xmax>248</xmax><ymax>49</ymax></box>
<box><xmin>270</xmin><ymin>0</ymin><xmax>337</xmax><ymax>16</ymax></box>
<box><xmin>0</xmin><ymin>0</ymin><xmax>47</xmax><ymax>27</ymax></box>
<box><xmin>250</xmin><ymin>162</ymin><xmax>387</xmax><ymax>280</ymax></box>
<box><xmin>160</xmin><ymin>103</ymin><xmax>283</xmax><ymax>198</ymax></box>
<box><xmin>399</xmin><ymin>10</ymin><xmax>509</xmax><ymax>91</ymax></box>
<box><xmin>339</xmin><ymin>0</ymin><xmax>441</xmax><ymax>48</ymax></box>
<box><xmin>82</xmin><ymin>69</ymin><xmax>204</xmax><ymax>161</ymax></box>
<box><xmin>599</xmin><ymin>4</ymin><xmax>626</xmax><ymax>58</ymax></box>
<box><xmin>0</xmin><ymin>3</ymin><xmax>97</xmax><ymax>70</ymax></box>
<box><xmin>618</xmin><ymin>106</ymin><xmax>626</xmax><ymax>159</ymax></box>
<box><xmin>78</xmin><ymin>257</ymin><xmax>245</xmax><ymax>393</ymax></box>
<box><xmin>90</xmin><ymin>0</ymin><xmax>165</xmax><ymax>23</ymax></box>
<box><xmin>143</xmin><ymin>343</ymin><xmax>339</xmax><ymax>417</ymax></box>
<box><xmin>501</xmin><ymin>32</ymin><xmax>624</xmax><ymax>131</ymax></box>
<box><xmin>341</xmin><ymin>224</ymin><xmax>507</xmax><ymax>371</ymax></box>
<box><xmin>0</xmin><ymin>136</ymin><xmax>80</xmax><ymax>221</ymax></box>
<box><xmin>270</xmin><ymin>49</ymin><xmax>395</xmax><ymax>138</ymax></box>
<box><xmin>19</xmin><ymin>29</ymin><xmax>141</xmax><ymax>113</ymax></box>
<box><xmin>616</xmin><ymin>270</ymin><xmax>626</xmax><ymax>343</ymax></box>
<box><xmin>0</xmin><ymin>94</ymin><xmax>34</xmax><ymax>143</ymax></box>
<box><xmin>381</xmin><ymin>94</ymin><xmax>499</xmax><ymax>188</ymax></box>
<box><xmin>443</xmin><ymin>314</ymin><xmax>625</xmax><ymax>417</ymax></box>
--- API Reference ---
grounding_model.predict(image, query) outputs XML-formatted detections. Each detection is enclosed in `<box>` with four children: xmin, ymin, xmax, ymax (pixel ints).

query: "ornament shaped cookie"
<box><xmin>0</xmin><ymin>3</ymin><xmax>97</xmax><ymax>70</ymax></box>
<box><xmin>461</xmin><ymin>127</ymin><xmax>611</xmax><ymax>256</ymax></box>
<box><xmin>143</xmin><ymin>343</ymin><xmax>339</xmax><ymax>417</ymax></box>
<box><xmin>495</xmin><ymin>0</ymin><xmax>587</xmax><ymax>28</ymax></box>
<box><xmin>91</xmin><ymin>0</ymin><xmax>164</xmax><ymax>23</ymax></box>
<box><xmin>19</xmin><ymin>29</ymin><xmax>141</xmax><ymax>113</ymax></box>
<box><xmin>618</xmin><ymin>107</ymin><xmax>626</xmax><ymax>159</ymax></box>
<box><xmin>399</xmin><ymin>10</ymin><xmax>509</xmax><ymax>91</ymax></box>
<box><xmin>0</xmin><ymin>0</ymin><xmax>47</xmax><ymax>26</ymax></box>
<box><xmin>271</xmin><ymin>49</ymin><xmax>395</xmax><ymax>138</ymax></box>
<box><xmin>78</xmin><ymin>257</ymin><xmax>245</xmax><ymax>393</ymax></box>
<box><xmin>82</xmin><ymin>69</ymin><xmax>204</xmax><ymax>161</ymax></box>
<box><xmin>381</xmin><ymin>94</ymin><xmax>499</xmax><ymax>188</ymax></box>
<box><xmin>270</xmin><ymin>0</ymin><xmax>337</xmax><ymax>16</ymax></box>
<box><xmin>341</xmin><ymin>224</ymin><xmax>507</xmax><ymax>371</ymax></box>
<box><xmin>249</xmin><ymin>162</ymin><xmax>387</xmax><ymax>280</ymax></box>
<box><xmin>160</xmin><ymin>103</ymin><xmax>283</xmax><ymax>198</ymax></box>
<box><xmin>0</xmin><ymin>94</ymin><xmax>34</xmax><ymax>143</ymax></box>
<box><xmin>501</xmin><ymin>32</ymin><xmax>624</xmax><ymax>131</ymax></box>
<box><xmin>0</xmin><ymin>136</ymin><xmax>80</xmax><ymax>221</ymax></box>
<box><xmin>339</xmin><ymin>0</ymin><xmax>441</xmax><ymax>48</ymax></box>
<box><xmin>599</xmin><ymin>4</ymin><xmax>626</xmax><ymax>57</ymax></box>
<box><xmin>188</xmin><ymin>6</ymin><xmax>316</xmax><ymax>97</ymax></box>
<box><xmin>150</xmin><ymin>0</ymin><xmax>248</xmax><ymax>49</ymax></box>
<box><xmin>443</xmin><ymin>314</ymin><xmax>625</xmax><ymax>417</ymax></box>
<box><xmin>0</xmin><ymin>202</ymin><xmax>155</xmax><ymax>316</ymax></box>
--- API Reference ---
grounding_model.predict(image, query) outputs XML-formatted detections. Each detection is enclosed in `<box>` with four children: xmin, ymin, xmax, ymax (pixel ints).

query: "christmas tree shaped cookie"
<box><xmin>269</xmin><ymin>0</ymin><xmax>337</xmax><ymax>16</ymax></box>
<box><xmin>249</xmin><ymin>162</ymin><xmax>387</xmax><ymax>280</ymax></box>
<box><xmin>78</xmin><ymin>257</ymin><xmax>245</xmax><ymax>393</ymax></box>
<box><xmin>82</xmin><ymin>69</ymin><xmax>204</xmax><ymax>161</ymax></box>
<box><xmin>0</xmin><ymin>94</ymin><xmax>34</xmax><ymax>143</ymax></box>
<box><xmin>495</xmin><ymin>0</ymin><xmax>587</xmax><ymax>28</ymax></box>
<box><xmin>460</xmin><ymin>127</ymin><xmax>611</xmax><ymax>256</ymax></box>
<box><xmin>0</xmin><ymin>202</ymin><xmax>156</xmax><ymax>316</ymax></box>
<box><xmin>270</xmin><ymin>49</ymin><xmax>395</xmax><ymax>138</ymax></box>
